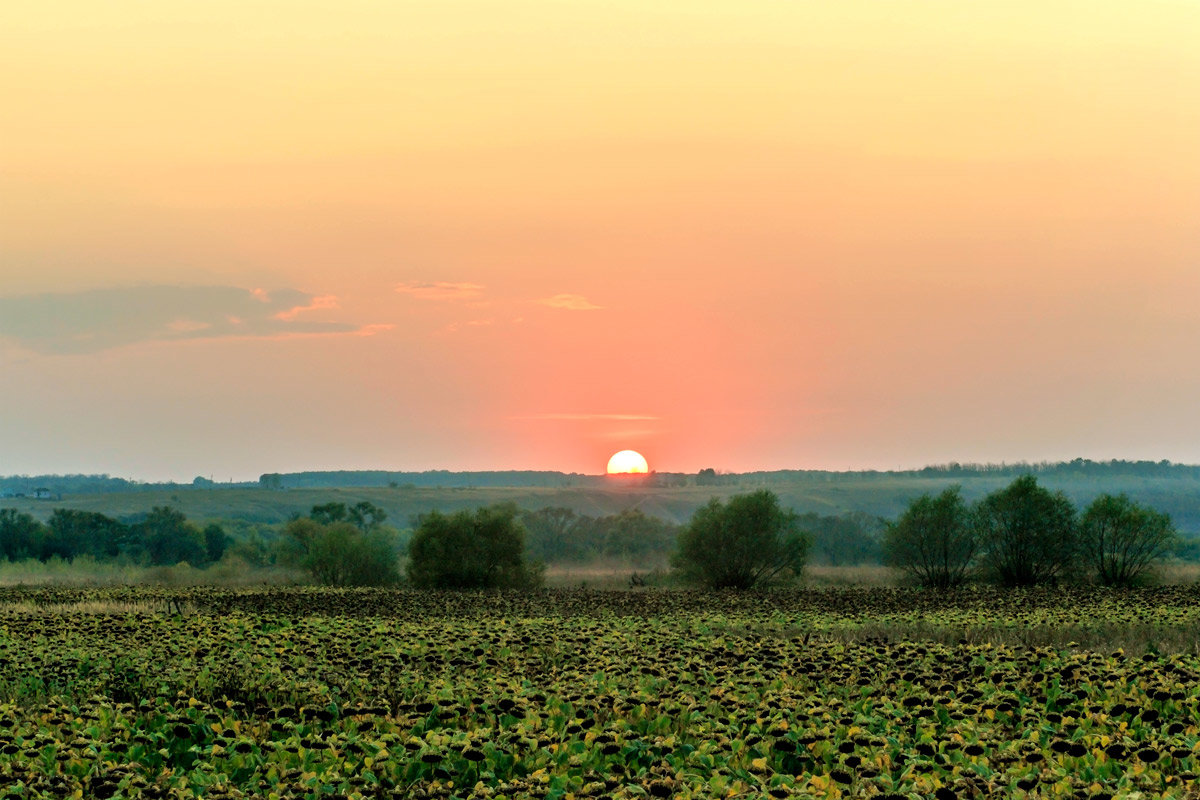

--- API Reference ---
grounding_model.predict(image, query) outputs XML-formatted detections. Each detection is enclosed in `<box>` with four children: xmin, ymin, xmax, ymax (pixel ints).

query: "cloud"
<box><xmin>274</xmin><ymin>294</ymin><xmax>339</xmax><ymax>321</ymax></box>
<box><xmin>396</xmin><ymin>281</ymin><xmax>485</xmax><ymax>301</ymax></box>
<box><xmin>539</xmin><ymin>293</ymin><xmax>602</xmax><ymax>311</ymax></box>
<box><xmin>166</xmin><ymin>318</ymin><xmax>212</xmax><ymax>334</ymax></box>
<box><xmin>512</xmin><ymin>413</ymin><xmax>660</xmax><ymax>421</ymax></box>
<box><xmin>0</xmin><ymin>285</ymin><xmax>373</xmax><ymax>354</ymax></box>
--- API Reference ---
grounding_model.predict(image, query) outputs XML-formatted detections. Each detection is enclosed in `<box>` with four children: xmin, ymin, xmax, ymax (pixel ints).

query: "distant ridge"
<box><xmin>4</xmin><ymin>459</ymin><xmax>1200</xmax><ymax>497</ymax></box>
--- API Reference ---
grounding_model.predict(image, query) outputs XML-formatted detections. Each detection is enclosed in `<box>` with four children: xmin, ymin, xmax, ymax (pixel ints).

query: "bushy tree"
<box><xmin>0</xmin><ymin>509</ymin><xmax>47</xmax><ymax>561</ymax></box>
<box><xmin>1080</xmin><ymin>493</ymin><xmax>1178</xmax><ymax>586</ymax></box>
<box><xmin>673</xmin><ymin>490</ymin><xmax>810</xmax><ymax>589</ymax></box>
<box><xmin>281</xmin><ymin>517</ymin><xmax>401</xmax><ymax>586</ymax></box>
<box><xmin>976</xmin><ymin>475</ymin><xmax>1078</xmax><ymax>586</ymax></box>
<box><xmin>309</xmin><ymin>502</ymin><xmax>348</xmax><ymax>525</ymax></box>
<box><xmin>521</xmin><ymin>507</ymin><xmax>589</xmax><ymax>563</ymax></box>
<box><xmin>521</xmin><ymin>507</ymin><xmax>678</xmax><ymax>565</ymax></box>
<box><xmin>347</xmin><ymin>501</ymin><xmax>387</xmax><ymax>531</ymax></box>
<box><xmin>600</xmin><ymin>509</ymin><xmax>676</xmax><ymax>562</ymax></box>
<box><xmin>203</xmin><ymin>523</ymin><xmax>230</xmax><ymax>564</ymax></box>
<box><xmin>883</xmin><ymin>486</ymin><xmax>976</xmax><ymax>588</ymax></box>
<box><xmin>803</xmin><ymin>511</ymin><xmax>884</xmax><ymax>566</ymax></box>
<box><xmin>135</xmin><ymin>507</ymin><xmax>206</xmax><ymax>566</ymax></box>
<box><xmin>45</xmin><ymin>509</ymin><xmax>127</xmax><ymax>561</ymax></box>
<box><xmin>307</xmin><ymin>501</ymin><xmax>387</xmax><ymax>531</ymax></box>
<box><xmin>408</xmin><ymin>504</ymin><xmax>542</xmax><ymax>589</ymax></box>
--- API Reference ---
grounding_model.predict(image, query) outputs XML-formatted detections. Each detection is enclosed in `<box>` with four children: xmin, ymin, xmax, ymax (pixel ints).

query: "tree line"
<box><xmin>0</xmin><ymin>477</ymin><xmax>1181</xmax><ymax>590</ymax></box>
<box><xmin>399</xmin><ymin>480</ymin><xmax>1181</xmax><ymax>591</ymax></box>
<box><xmin>884</xmin><ymin>475</ymin><xmax>1179</xmax><ymax>588</ymax></box>
<box><xmin>0</xmin><ymin>507</ymin><xmax>229</xmax><ymax>566</ymax></box>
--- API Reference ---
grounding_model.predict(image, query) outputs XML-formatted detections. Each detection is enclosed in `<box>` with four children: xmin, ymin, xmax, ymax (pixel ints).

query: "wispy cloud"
<box><xmin>539</xmin><ymin>293</ymin><xmax>603</xmax><ymax>311</ymax></box>
<box><xmin>396</xmin><ymin>281</ymin><xmax>485</xmax><ymax>301</ymax></box>
<box><xmin>0</xmin><ymin>286</ymin><xmax>377</xmax><ymax>354</ymax></box>
<box><xmin>274</xmin><ymin>294</ymin><xmax>339</xmax><ymax>321</ymax></box>
<box><xmin>512</xmin><ymin>413</ymin><xmax>660</xmax><ymax>421</ymax></box>
<box><xmin>166</xmin><ymin>318</ymin><xmax>212</xmax><ymax>334</ymax></box>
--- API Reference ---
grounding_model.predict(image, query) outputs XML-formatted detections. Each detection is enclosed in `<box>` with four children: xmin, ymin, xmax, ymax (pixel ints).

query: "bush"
<box><xmin>1080</xmin><ymin>493</ymin><xmax>1178</xmax><ymax>586</ymax></box>
<box><xmin>407</xmin><ymin>505</ymin><xmax>543</xmax><ymax>589</ymax></box>
<box><xmin>136</xmin><ymin>507</ymin><xmax>206</xmax><ymax>566</ymax></box>
<box><xmin>281</xmin><ymin>517</ymin><xmax>401</xmax><ymax>586</ymax></box>
<box><xmin>0</xmin><ymin>509</ymin><xmax>48</xmax><ymax>562</ymax></box>
<box><xmin>673</xmin><ymin>490</ymin><xmax>810</xmax><ymax>589</ymax></box>
<box><xmin>883</xmin><ymin>486</ymin><xmax>977</xmax><ymax>588</ymax></box>
<box><xmin>804</xmin><ymin>511</ymin><xmax>883</xmax><ymax>566</ymax></box>
<box><xmin>976</xmin><ymin>475</ymin><xmax>1078</xmax><ymax>586</ymax></box>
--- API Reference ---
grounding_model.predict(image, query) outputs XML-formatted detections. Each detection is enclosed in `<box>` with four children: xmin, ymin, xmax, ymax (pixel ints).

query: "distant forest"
<box><xmin>4</xmin><ymin>458</ymin><xmax>1200</xmax><ymax>497</ymax></box>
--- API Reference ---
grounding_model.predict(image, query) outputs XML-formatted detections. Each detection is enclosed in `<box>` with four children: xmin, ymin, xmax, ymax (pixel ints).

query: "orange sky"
<box><xmin>2</xmin><ymin>2</ymin><xmax>1199</xmax><ymax>480</ymax></box>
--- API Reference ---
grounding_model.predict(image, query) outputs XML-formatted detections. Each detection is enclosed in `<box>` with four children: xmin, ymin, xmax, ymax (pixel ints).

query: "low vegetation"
<box><xmin>0</xmin><ymin>585</ymin><xmax>1198</xmax><ymax>798</ymax></box>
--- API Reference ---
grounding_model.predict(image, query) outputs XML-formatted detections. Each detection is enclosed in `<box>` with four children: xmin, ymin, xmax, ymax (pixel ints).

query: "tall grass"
<box><xmin>0</xmin><ymin>556</ymin><xmax>304</xmax><ymax>588</ymax></box>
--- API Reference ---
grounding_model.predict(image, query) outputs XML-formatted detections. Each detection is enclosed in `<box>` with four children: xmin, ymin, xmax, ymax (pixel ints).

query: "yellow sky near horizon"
<box><xmin>2</xmin><ymin>1</ymin><xmax>1199</xmax><ymax>478</ymax></box>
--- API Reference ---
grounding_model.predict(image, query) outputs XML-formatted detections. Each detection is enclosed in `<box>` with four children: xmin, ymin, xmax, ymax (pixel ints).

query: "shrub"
<box><xmin>136</xmin><ymin>507</ymin><xmax>206</xmax><ymax>566</ymax></box>
<box><xmin>1080</xmin><ymin>493</ymin><xmax>1178</xmax><ymax>586</ymax></box>
<box><xmin>673</xmin><ymin>490</ymin><xmax>810</xmax><ymax>589</ymax></box>
<box><xmin>883</xmin><ymin>486</ymin><xmax>977</xmax><ymax>588</ymax></box>
<box><xmin>281</xmin><ymin>517</ymin><xmax>401</xmax><ymax>586</ymax></box>
<box><xmin>407</xmin><ymin>505</ymin><xmax>543</xmax><ymax>589</ymax></box>
<box><xmin>0</xmin><ymin>509</ymin><xmax>48</xmax><ymax>562</ymax></box>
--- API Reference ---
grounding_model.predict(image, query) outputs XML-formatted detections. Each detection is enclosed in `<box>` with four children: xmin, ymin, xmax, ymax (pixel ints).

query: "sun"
<box><xmin>607</xmin><ymin>449</ymin><xmax>649</xmax><ymax>475</ymax></box>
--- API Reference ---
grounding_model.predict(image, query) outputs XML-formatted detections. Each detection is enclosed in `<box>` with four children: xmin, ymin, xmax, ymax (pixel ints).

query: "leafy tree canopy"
<box><xmin>976</xmin><ymin>475</ymin><xmax>1078</xmax><ymax>587</ymax></box>
<box><xmin>408</xmin><ymin>504</ymin><xmax>542</xmax><ymax>590</ymax></box>
<box><xmin>1080</xmin><ymin>493</ymin><xmax>1178</xmax><ymax>587</ymax></box>
<box><xmin>883</xmin><ymin>486</ymin><xmax>976</xmax><ymax>588</ymax></box>
<box><xmin>673</xmin><ymin>490</ymin><xmax>810</xmax><ymax>589</ymax></box>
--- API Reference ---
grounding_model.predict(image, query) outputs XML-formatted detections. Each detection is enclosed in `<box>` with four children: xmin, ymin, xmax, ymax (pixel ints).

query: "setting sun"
<box><xmin>606</xmin><ymin>450</ymin><xmax>649</xmax><ymax>475</ymax></box>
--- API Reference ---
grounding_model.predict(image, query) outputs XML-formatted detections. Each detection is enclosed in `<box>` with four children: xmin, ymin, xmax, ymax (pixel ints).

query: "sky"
<box><xmin>2</xmin><ymin>2</ymin><xmax>1199</xmax><ymax>481</ymax></box>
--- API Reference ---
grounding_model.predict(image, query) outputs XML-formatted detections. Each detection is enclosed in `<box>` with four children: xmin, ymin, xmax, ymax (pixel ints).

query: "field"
<box><xmin>2</xmin><ymin>587</ymin><xmax>1200</xmax><ymax>798</ymax></box>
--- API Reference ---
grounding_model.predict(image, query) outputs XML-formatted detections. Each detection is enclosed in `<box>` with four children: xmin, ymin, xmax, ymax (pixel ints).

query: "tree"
<box><xmin>46</xmin><ymin>509</ymin><xmax>128</xmax><ymax>561</ymax></box>
<box><xmin>281</xmin><ymin>517</ymin><xmax>400</xmax><ymax>586</ymax></box>
<box><xmin>407</xmin><ymin>505</ymin><xmax>542</xmax><ymax>589</ymax></box>
<box><xmin>203</xmin><ymin>523</ymin><xmax>230</xmax><ymax>564</ymax></box>
<box><xmin>803</xmin><ymin>511</ymin><xmax>883</xmax><ymax>566</ymax></box>
<box><xmin>280</xmin><ymin>516</ymin><xmax>323</xmax><ymax>563</ymax></box>
<box><xmin>135</xmin><ymin>506</ymin><xmax>206</xmax><ymax>566</ymax></box>
<box><xmin>309</xmin><ymin>502</ymin><xmax>348</xmax><ymax>525</ymax></box>
<box><xmin>347</xmin><ymin>501</ymin><xmax>387</xmax><ymax>532</ymax></box>
<box><xmin>601</xmin><ymin>509</ymin><xmax>676</xmax><ymax>562</ymax></box>
<box><xmin>975</xmin><ymin>475</ymin><xmax>1078</xmax><ymax>586</ymax></box>
<box><xmin>1079</xmin><ymin>493</ymin><xmax>1178</xmax><ymax>586</ymax></box>
<box><xmin>0</xmin><ymin>509</ymin><xmax>47</xmax><ymax>561</ymax></box>
<box><xmin>673</xmin><ymin>490</ymin><xmax>810</xmax><ymax>589</ymax></box>
<box><xmin>521</xmin><ymin>507</ymin><xmax>589</xmax><ymax>563</ymax></box>
<box><xmin>883</xmin><ymin>486</ymin><xmax>976</xmax><ymax>588</ymax></box>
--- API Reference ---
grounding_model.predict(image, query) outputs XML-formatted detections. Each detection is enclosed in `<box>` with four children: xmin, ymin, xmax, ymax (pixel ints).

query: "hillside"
<box><xmin>4</xmin><ymin>468</ymin><xmax>1200</xmax><ymax>534</ymax></box>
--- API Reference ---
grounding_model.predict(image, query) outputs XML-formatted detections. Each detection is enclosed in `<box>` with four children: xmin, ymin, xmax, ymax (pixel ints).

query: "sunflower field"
<box><xmin>0</xmin><ymin>586</ymin><xmax>1199</xmax><ymax>799</ymax></box>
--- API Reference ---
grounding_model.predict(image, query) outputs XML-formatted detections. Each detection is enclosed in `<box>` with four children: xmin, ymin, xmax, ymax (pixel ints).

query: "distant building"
<box><xmin>33</xmin><ymin>488</ymin><xmax>52</xmax><ymax>499</ymax></box>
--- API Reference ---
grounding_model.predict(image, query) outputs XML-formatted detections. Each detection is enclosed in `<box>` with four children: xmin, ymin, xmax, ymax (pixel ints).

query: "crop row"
<box><xmin>0</xmin><ymin>588</ymin><xmax>1197</xmax><ymax>798</ymax></box>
